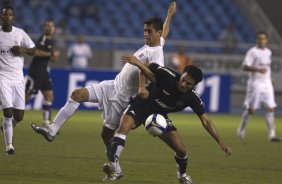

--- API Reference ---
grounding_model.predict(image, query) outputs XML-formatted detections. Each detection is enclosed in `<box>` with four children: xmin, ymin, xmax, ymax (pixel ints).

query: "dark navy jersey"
<box><xmin>29</xmin><ymin>35</ymin><xmax>54</xmax><ymax>76</ymax></box>
<box><xmin>131</xmin><ymin>63</ymin><xmax>205</xmax><ymax>116</ymax></box>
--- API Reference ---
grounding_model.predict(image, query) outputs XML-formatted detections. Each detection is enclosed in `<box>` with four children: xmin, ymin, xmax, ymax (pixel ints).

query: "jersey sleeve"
<box><xmin>189</xmin><ymin>91</ymin><xmax>205</xmax><ymax>116</ymax></box>
<box><xmin>242</xmin><ymin>49</ymin><xmax>254</xmax><ymax>66</ymax></box>
<box><xmin>21</xmin><ymin>30</ymin><xmax>35</xmax><ymax>48</ymax></box>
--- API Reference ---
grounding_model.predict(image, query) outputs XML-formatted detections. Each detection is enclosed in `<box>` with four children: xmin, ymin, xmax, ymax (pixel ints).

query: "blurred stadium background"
<box><xmin>2</xmin><ymin>0</ymin><xmax>282</xmax><ymax>113</ymax></box>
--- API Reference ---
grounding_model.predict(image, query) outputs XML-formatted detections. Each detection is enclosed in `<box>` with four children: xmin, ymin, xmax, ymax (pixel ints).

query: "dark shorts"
<box><xmin>25</xmin><ymin>74</ymin><xmax>53</xmax><ymax>95</ymax></box>
<box><xmin>123</xmin><ymin>102</ymin><xmax>177</xmax><ymax>132</ymax></box>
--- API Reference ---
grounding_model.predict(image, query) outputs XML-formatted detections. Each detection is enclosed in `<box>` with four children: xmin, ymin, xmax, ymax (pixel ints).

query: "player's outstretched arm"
<box><xmin>162</xmin><ymin>1</ymin><xmax>177</xmax><ymax>39</ymax></box>
<box><xmin>121</xmin><ymin>54</ymin><xmax>157</xmax><ymax>83</ymax></box>
<box><xmin>11</xmin><ymin>46</ymin><xmax>60</xmax><ymax>59</ymax></box>
<box><xmin>242</xmin><ymin>65</ymin><xmax>266</xmax><ymax>74</ymax></box>
<box><xmin>198</xmin><ymin>113</ymin><xmax>232</xmax><ymax>156</ymax></box>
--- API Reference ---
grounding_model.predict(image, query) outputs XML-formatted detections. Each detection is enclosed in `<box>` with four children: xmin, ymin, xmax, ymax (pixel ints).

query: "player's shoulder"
<box><xmin>189</xmin><ymin>89</ymin><xmax>204</xmax><ymax>104</ymax></box>
<box><xmin>247</xmin><ymin>46</ymin><xmax>257</xmax><ymax>53</ymax></box>
<box><xmin>158</xmin><ymin>65</ymin><xmax>179</xmax><ymax>78</ymax></box>
<box><xmin>12</xmin><ymin>26</ymin><xmax>27</xmax><ymax>34</ymax></box>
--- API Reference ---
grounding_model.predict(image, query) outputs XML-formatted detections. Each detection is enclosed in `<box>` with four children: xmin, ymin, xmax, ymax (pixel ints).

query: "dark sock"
<box><xmin>109</xmin><ymin>136</ymin><xmax>125</xmax><ymax>162</ymax></box>
<box><xmin>174</xmin><ymin>154</ymin><xmax>188</xmax><ymax>176</ymax></box>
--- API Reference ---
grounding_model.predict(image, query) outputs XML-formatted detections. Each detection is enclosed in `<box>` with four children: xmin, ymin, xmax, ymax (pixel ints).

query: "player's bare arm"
<box><xmin>242</xmin><ymin>65</ymin><xmax>266</xmax><ymax>74</ymax></box>
<box><xmin>199</xmin><ymin>113</ymin><xmax>232</xmax><ymax>156</ymax></box>
<box><xmin>162</xmin><ymin>1</ymin><xmax>177</xmax><ymax>39</ymax></box>
<box><xmin>121</xmin><ymin>54</ymin><xmax>157</xmax><ymax>83</ymax></box>
<box><xmin>11</xmin><ymin>46</ymin><xmax>60</xmax><ymax>59</ymax></box>
<box><xmin>138</xmin><ymin>72</ymin><xmax>149</xmax><ymax>99</ymax></box>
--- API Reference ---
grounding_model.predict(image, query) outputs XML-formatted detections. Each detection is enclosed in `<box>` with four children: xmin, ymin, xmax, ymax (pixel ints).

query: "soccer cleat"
<box><xmin>31</xmin><ymin>122</ymin><xmax>55</xmax><ymax>142</ymax></box>
<box><xmin>179</xmin><ymin>175</ymin><xmax>193</xmax><ymax>184</ymax></box>
<box><xmin>269</xmin><ymin>137</ymin><xmax>281</xmax><ymax>142</ymax></box>
<box><xmin>6</xmin><ymin>144</ymin><xmax>15</xmax><ymax>155</ymax></box>
<box><xmin>102</xmin><ymin>163</ymin><xmax>123</xmax><ymax>181</ymax></box>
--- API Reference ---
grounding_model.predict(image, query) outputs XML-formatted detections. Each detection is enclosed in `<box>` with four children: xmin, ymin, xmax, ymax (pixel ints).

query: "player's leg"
<box><xmin>30</xmin><ymin>80</ymin><xmax>106</xmax><ymax>141</ymax></box>
<box><xmin>1</xmin><ymin>82</ymin><xmax>25</xmax><ymax>154</ymax></box>
<box><xmin>2</xmin><ymin>108</ymin><xmax>15</xmax><ymax>154</ymax></box>
<box><xmin>103</xmin><ymin>113</ymin><xmax>136</xmax><ymax>180</ymax></box>
<box><xmin>159</xmin><ymin>130</ymin><xmax>192</xmax><ymax>184</ymax></box>
<box><xmin>25</xmin><ymin>75</ymin><xmax>35</xmax><ymax>102</ymax></box>
<box><xmin>262</xmin><ymin>90</ymin><xmax>279</xmax><ymax>141</ymax></box>
<box><xmin>101</xmin><ymin>125</ymin><xmax>115</xmax><ymax>159</ymax></box>
<box><xmin>31</xmin><ymin>87</ymin><xmax>90</xmax><ymax>140</ymax></box>
<box><xmin>42</xmin><ymin>89</ymin><xmax>53</xmax><ymax>126</ymax></box>
<box><xmin>237</xmin><ymin>90</ymin><xmax>258</xmax><ymax>138</ymax></box>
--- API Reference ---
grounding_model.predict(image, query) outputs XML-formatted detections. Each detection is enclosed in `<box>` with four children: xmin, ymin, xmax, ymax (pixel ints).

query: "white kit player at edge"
<box><xmin>30</xmin><ymin>1</ymin><xmax>177</xmax><ymax>169</ymax></box>
<box><xmin>237</xmin><ymin>31</ymin><xmax>280</xmax><ymax>142</ymax></box>
<box><xmin>0</xmin><ymin>6</ymin><xmax>35</xmax><ymax>155</ymax></box>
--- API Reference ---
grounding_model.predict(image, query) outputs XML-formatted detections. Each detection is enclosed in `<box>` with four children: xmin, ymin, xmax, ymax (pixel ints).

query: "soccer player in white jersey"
<box><xmin>31</xmin><ymin>2</ymin><xmax>177</xmax><ymax>158</ymax></box>
<box><xmin>0</xmin><ymin>6</ymin><xmax>35</xmax><ymax>154</ymax></box>
<box><xmin>237</xmin><ymin>31</ymin><xmax>280</xmax><ymax>142</ymax></box>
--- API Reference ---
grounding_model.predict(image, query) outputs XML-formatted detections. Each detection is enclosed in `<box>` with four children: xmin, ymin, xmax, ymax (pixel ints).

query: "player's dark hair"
<box><xmin>144</xmin><ymin>16</ymin><xmax>163</xmax><ymax>31</ymax></box>
<box><xmin>256</xmin><ymin>31</ymin><xmax>268</xmax><ymax>38</ymax></box>
<box><xmin>183</xmin><ymin>65</ymin><xmax>203</xmax><ymax>85</ymax></box>
<box><xmin>2</xmin><ymin>5</ymin><xmax>14</xmax><ymax>15</ymax></box>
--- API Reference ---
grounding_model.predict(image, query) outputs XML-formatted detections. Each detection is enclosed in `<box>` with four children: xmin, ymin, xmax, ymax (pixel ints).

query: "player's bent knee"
<box><xmin>118</xmin><ymin>115</ymin><xmax>135</xmax><ymax>134</ymax></box>
<box><xmin>176</xmin><ymin>148</ymin><xmax>187</xmax><ymax>157</ymax></box>
<box><xmin>101</xmin><ymin>126</ymin><xmax>115</xmax><ymax>142</ymax></box>
<box><xmin>71</xmin><ymin>88</ymin><xmax>88</xmax><ymax>102</ymax></box>
<box><xmin>3</xmin><ymin>108</ymin><xmax>13</xmax><ymax>118</ymax></box>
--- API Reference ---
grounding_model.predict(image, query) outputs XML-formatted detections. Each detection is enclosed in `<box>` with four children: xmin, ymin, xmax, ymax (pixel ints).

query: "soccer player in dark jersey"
<box><xmin>103</xmin><ymin>55</ymin><xmax>232</xmax><ymax>184</ymax></box>
<box><xmin>25</xmin><ymin>20</ymin><xmax>60</xmax><ymax>126</ymax></box>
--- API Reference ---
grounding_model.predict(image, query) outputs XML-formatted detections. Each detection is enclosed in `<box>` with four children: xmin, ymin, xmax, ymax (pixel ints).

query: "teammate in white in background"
<box><xmin>31</xmin><ymin>2</ymin><xmax>177</xmax><ymax>165</ymax></box>
<box><xmin>0</xmin><ymin>6</ymin><xmax>35</xmax><ymax>155</ymax></box>
<box><xmin>237</xmin><ymin>31</ymin><xmax>280</xmax><ymax>142</ymax></box>
<box><xmin>67</xmin><ymin>34</ymin><xmax>92</xmax><ymax>69</ymax></box>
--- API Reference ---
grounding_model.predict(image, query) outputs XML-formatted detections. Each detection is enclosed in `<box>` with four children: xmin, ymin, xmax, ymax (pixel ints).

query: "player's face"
<box><xmin>44</xmin><ymin>21</ymin><xmax>55</xmax><ymax>36</ymax></box>
<box><xmin>144</xmin><ymin>24</ymin><xmax>161</xmax><ymax>46</ymax></box>
<box><xmin>1</xmin><ymin>8</ymin><xmax>14</xmax><ymax>27</ymax></box>
<box><xmin>178</xmin><ymin>72</ymin><xmax>195</xmax><ymax>92</ymax></box>
<box><xmin>256</xmin><ymin>34</ymin><xmax>268</xmax><ymax>48</ymax></box>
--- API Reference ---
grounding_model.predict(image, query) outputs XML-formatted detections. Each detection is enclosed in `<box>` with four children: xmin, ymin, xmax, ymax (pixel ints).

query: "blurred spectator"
<box><xmin>219</xmin><ymin>24</ymin><xmax>239</xmax><ymax>54</ymax></box>
<box><xmin>84</xmin><ymin>1</ymin><xmax>100</xmax><ymax>23</ymax></box>
<box><xmin>67</xmin><ymin>35</ymin><xmax>92</xmax><ymax>68</ymax></box>
<box><xmin>171</xmin><ymin>46</ymin><xmax>192</xmax><ymax>73</ymax></box>
<box><xmin>54</xmin><ymin>19</ymin><xmax>67</xmax><ymax>49</ymax></box>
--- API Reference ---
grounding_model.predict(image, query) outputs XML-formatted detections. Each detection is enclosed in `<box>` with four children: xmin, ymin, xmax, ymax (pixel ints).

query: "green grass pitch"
<box><xmin>0</xmin><ymin>111</ymin><xmax>281</xmax><ymax>184</ymax></box>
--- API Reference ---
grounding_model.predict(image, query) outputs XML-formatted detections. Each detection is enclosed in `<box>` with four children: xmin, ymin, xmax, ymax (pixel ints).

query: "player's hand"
<box><xmin>138</xmin><ymin>87</ymin><xmax>149</xmax><ymax>99</ymax></box>
<box><xmin>51</xmin><ymin>50</ymin><xmax>61</xmax><ymax>60</ymax></box>
<box><xmin>257</xmin><ymin>67</ymin><xmax>267</xmax><ymax>74</ymax></box>
<box><xmin>11</xmin><ymin>46</ymin><xmax>25</xmax><ymax>55</ymax></box>
<box><xmin>219</xmin><ymin>143</ymin><xmax>232</xmax><ymax>156</ymax></box>
<box><xmin>167</xmin><ymin>1</ymin><xmax>177</xmax><ymax>16</ymax></box>
<box><xmin>121</xmin><ymin>54</ymin><xmax>140</xmax><ymax>66</ymax></box>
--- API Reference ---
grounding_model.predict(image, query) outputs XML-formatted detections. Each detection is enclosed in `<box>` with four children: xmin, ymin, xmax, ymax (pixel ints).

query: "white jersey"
<box><xmin>114</xmin><ymin>37</ymin><xmax>165</xmax><ymax>100</ymax></box>
<box><xmin>242</xmin><ymin>46</ymin><xmax>273</xmax><ymax>90</ymax></box>
<box><xmin>0</xmin><ymin>26</ymin><xmax>35</xmax><ymax>82</ymax></box>
<box><xmin>67</xmin><ymin>43</ymin><xmax>92</xmax><ymax>68</ymax></box>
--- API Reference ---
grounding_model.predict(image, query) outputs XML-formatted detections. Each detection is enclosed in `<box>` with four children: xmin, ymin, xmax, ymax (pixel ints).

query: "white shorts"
<box><xmin>243</xmin><ymin>84</ymin><xmax>277</xmax><ymax>110</ymax></box>
<box><xmin>86</xmin><ymin>80</ymin><xmax>129</xmax><ymax>130</ymax></box>
<box><xmin>0</xmin><ymin>81</ymin><xmax>25</xmax><ymax>110</ymax></box>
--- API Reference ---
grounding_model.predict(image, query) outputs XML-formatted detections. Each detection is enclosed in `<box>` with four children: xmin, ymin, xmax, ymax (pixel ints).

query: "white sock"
<box><xmin>48</xmin><ymin>98</ymin><xmax>80</xmax><ymax>136</ymax></box>
<box><xmin>3</xmin><ymin>116</ymin><xmax>13</xmax><ymax>146</ymax></box>
<box><xmin>238</xmin><ymin>110</ymin><xmax>250</xmax><ymax>132</ymax></box>
<box><xmin>265</xmin><ymin>112</ymin><xmax>276</xmax><ymax>139</ymax></box>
